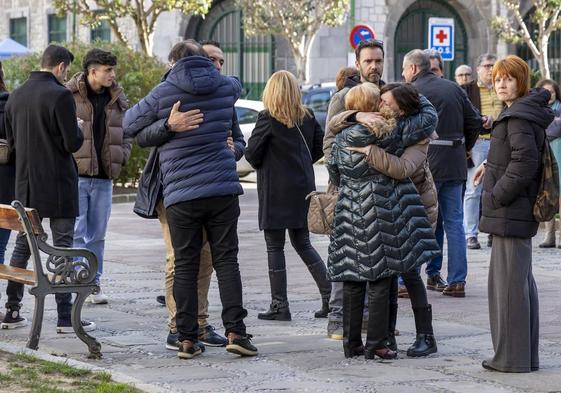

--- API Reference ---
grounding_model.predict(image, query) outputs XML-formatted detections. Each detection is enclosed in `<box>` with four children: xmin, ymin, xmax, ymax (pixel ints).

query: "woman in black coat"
<box><xmin>474</xmin><ymin>56</ymin><xmax>554</xmax><ymax>373</ymax></box>
<box><xmin>0</xmin><ymin>61</ymin><xmax>14</xmax><ymax>264</ymax></box>
<box><xmin>245</xmin><ymin>70</ymin><xmax>330</xmax><ymax>321</ymax></box>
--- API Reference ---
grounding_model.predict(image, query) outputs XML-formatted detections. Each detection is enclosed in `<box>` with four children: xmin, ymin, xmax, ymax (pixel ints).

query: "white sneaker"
<box><xmin>56</xmin><ymin>320</ymin><xmax>96</xmax><ymax>334</ymax></box>
<box><xmin>87</xmin><ymin>289</ymin><xmax>108</xmax><ymax>304</ymax></box>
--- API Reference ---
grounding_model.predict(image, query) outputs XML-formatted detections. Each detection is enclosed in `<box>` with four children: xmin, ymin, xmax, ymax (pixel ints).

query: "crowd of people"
<box><xmin>0</xmin><ymin>36</ymin><xmax>558</xmax><ymax>373</ymax></box>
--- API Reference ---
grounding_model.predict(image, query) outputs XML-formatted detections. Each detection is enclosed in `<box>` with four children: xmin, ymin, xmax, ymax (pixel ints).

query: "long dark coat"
<box><xmin>4</xmin><ymin>72</ymin><xmax>83</xmax><ymax>218</ymax></box>
<box><xmin>479</xmin><ymin>89</ymin><xmax>554</xmax><ymax>239</ymax></box>
<box><xmin>245</xmin><ymin>110</ymin><xmax>324</xmax><ymax>230</ymax></box>
<box><xmin>0</xmin><ymin>91</ymin><xmax>15</xmax><ymax>205</ymax></box>
<box><xmin>327</xmin><ymin>121</ymin><xmax>441</xmax><ymax>282</ymax></box>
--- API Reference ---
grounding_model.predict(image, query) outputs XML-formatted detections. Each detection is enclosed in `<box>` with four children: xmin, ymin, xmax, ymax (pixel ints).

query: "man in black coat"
<box><xmin>1</xmin><ymin>45</ymin><xmax>94</xmax><ymax>333</ymax></box>
<box><xmin>402</xmin><ymin>49</ymin><xmax>481</xmax><ymax>298</ymax></box>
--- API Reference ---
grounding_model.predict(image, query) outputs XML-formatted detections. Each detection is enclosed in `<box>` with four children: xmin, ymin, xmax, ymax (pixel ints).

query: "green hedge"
<box><xmin>3</xmin><ymin>40</ymin><xmax>166</xmax><ymax>187</ymax></box>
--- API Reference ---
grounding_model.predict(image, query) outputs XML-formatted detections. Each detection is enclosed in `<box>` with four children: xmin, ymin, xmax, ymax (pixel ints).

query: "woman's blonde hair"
<box><xmin>262</xmin><ymin>70</ymin><xmax>309</xmax><ymax>128</ymax></box>
<box><xmin>345</xmin><ymin>83</ymin><xmax>380</xmax><ymax>113</ymax></box>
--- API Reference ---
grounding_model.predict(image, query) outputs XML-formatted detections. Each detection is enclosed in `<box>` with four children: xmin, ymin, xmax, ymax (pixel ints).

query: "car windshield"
<box><xmin>235</xmin><ymin>106</ymin><xmax>259</xmax><ymax>124</ymax></box>
<box><xmin>302</xmin><ymin>90</ymin><xmax>332</xmax><ymax>112</ymax></box>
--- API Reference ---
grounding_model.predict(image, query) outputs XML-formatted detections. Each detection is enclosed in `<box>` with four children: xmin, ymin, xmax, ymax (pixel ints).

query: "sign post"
<box><xmin>428</xmin><ymin>17</ymin><xmax>454</xmax><ymax>61</ymax></box>
<box><xmin>349</xmin><ymin>24</ymin><xmax>376</xmax><ymax>49</ymax></box>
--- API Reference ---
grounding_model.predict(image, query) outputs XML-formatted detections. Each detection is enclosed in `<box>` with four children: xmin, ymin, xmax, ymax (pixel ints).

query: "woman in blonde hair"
<box><xmin>245</xmin><ymin>70</ymin><xmax>330</xmax><ymax>321</ymax></box>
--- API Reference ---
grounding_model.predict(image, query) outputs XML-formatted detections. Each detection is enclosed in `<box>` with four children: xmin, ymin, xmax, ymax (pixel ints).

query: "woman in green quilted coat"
<box><xmin>327</xmin><ymin>83</ymin><xmax>440</xmax><ymax>360</ymax></box>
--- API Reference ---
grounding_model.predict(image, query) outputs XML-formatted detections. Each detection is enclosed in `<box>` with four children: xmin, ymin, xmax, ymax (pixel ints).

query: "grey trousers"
<box><xmin>488</xmin><ymin>235</ymin><xmax>539</xmax><ymax>372</ymax></box>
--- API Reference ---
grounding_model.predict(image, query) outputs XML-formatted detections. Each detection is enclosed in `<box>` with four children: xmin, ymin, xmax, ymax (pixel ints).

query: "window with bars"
<box><xmin>48</xmin><ymin>14</ymin><xmax>67</xmax><ymax>43</ymax></box>
<box><xmin>10</xmin><ymin>17</ymin><xmax>27</xmax><ymax>47</ymax></box>
<box><xmin>91</xmin><ymin>15</ymin><xmax>111</xmax><ymax>42</ymax></box>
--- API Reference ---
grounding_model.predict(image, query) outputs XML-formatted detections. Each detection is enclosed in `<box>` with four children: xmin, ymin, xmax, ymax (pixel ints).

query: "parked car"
<box><xmin>235</xmin><ymin>99</ymin><xmax>264</xmax><ymax>177</ymax></box>
<box><xmin>301</xmin><ymin>84</ymin><xmax>336</xmax><ymax>131</ymax></box>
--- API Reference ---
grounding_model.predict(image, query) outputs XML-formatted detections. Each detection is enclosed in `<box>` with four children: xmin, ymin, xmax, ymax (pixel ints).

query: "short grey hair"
<box><xmin>424</xmin><ymin>49</ymin><xmax>443</xmax><ymax>71</ymax></box>
<box><xmin>476</xmin><ymin>53</ymin><xmax>497</xmax><ymax>67</ymax></box>
<box><xmin>404</xmin><ymin>49</ymin><xmax>431</xmax><ymax>73</ymax></box>
<box><xmin>455</xmin><ymin>64</ymin><xmax>472</xmax><ymax>75</ymax></box>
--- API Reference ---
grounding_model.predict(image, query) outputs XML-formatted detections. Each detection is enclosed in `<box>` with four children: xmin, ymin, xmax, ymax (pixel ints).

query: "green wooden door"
<box><xmin>394</xmin><ymin>0</ymin><xmax>468</xmax><ymax>80</ymax></box>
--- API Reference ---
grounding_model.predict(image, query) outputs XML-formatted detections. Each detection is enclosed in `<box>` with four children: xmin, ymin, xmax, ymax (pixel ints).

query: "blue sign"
<box><xmin>428</xmin><ymin>18</ymin><xmax>454</xmax><ymax>61</ymax></box>
<box><xmin>349</xmin><ymin>25</ymin><xmax>376</xmax><ymax>49</ymax></box>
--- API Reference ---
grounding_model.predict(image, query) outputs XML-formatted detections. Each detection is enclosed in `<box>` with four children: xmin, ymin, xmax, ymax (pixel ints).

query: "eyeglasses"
<box><xmin>456</xmin><ymin>73</ymin><xmax>472</xmax><ymax>77</ymax></box>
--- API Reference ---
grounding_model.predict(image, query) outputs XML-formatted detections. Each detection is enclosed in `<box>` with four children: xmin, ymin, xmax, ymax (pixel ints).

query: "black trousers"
<box><xmin>343</xmin><ymin>277</ymin><xmax>392</xmax><ymax>352</ymax></box>
<box><xmin>264</xmin><ymin>228</ymin><xmax>323</xmax><ymax>271</ymax></box>
<box><xmin>166</xmin><ymin>195</ymin><xmax>247</xmax><ymax>342</ymax></box>
<box><xmin>6</xmin><ymin>218</ymin><xmax>74</xmax><ymax>321</ymax></box>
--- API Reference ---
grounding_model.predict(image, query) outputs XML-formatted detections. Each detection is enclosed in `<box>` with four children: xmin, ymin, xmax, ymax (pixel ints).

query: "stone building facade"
<box><xmin>0</xmin><ymin>0</ymin><xmax>550</xmax><ymax>98</ymax></box>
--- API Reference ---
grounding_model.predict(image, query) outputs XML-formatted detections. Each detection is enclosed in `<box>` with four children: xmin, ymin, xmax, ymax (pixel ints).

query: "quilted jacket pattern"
<box><xmin>327</xmin><ymin>121</ymin><xmax>441</xmax><ymax>282</ymax></box>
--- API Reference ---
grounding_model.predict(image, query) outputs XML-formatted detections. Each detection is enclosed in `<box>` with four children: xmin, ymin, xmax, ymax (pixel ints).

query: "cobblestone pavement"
<box><xmin>1</xmin><ymin>186</ymin><xmax>560</xmax><ymax>393</ymax></box>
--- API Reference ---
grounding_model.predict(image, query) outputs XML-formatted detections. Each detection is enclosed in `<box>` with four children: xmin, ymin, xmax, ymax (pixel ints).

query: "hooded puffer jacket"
<box><xmin>479</xmin><ymin>89</ymin><xmax>554</xmax><ymax>238</ymax></box>
<box><xmin>327</xmin><ymin>117</ymin><xmax>441</xmax><ymax>282</ymax></box>
<box><xmin>123</xmin><ymin>56</ymin><xmax>243</xmax><ymax>207</ymax></box>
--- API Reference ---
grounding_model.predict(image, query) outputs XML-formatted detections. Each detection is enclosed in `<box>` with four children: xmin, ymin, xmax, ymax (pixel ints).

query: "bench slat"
<box><xmin>0</xmin><ymin>203</ymin><xmax>44</xmax><ymax>235</ymax></box>
<box><xmin>0</xmin><ymin>265</ymin><xmax>36</xmax><ymax>285</ymax></box>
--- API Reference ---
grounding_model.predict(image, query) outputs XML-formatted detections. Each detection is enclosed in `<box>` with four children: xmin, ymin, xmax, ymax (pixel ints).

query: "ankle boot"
<box><xmin>407</xmin><ymin>305</ymin><xmax>437</xmax><ymax>357</ymax></box>
<box><xmin>306</xmin><ymin>261</ymin><xmax>331</xmax><ymax>318</ymax></box>
<box><xmin>386</xmin><ymin>289</ymin><xmax>398</xmax><ymax>351</ymax></box>
<box><xmin>258</xmin><ymin>270</ymin><xmax>291</xmax><ymax>321</ymax></box>
<box><xmin>539</xmin><ymin>219</ymin><xmax>556</xmax><ymax>248</ymax></box>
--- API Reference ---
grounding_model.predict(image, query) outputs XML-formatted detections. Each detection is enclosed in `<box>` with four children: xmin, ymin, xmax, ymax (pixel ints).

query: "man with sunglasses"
<box><xmin>322</xmin><ymin>38</ymin><xmax>385</xmax><ymax>340</ymax></box>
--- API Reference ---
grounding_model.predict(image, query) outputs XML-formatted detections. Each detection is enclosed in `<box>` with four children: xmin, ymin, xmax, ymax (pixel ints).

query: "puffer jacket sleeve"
<box><xmin>245</xmin><ymin>111</ymin><xmax>271</xmax><ymax>169</ymax></box>
<box><xmin>546</xmin><ymin>117</ymin><xmax>561</xmax><ymax>140</ymax></box>
<box><xmin>327</xmin><ymin>110</ymin><xmax>360</xmax><ymax>136</ymax></box>
<box><xmin>365</xmin><ymin>140</ymin><xmax>429</xmax><ymax>179</ymax></box>
<box><xmin>400</xmin><ymin>96</ymin><xmax>438</xmax><ymax>147</ymax></box>
<box><xmin>135</xmin><ymin>118</ymin><xmax>174</xmax><ymax>148</ymax></box>
<box><xmin>327</xmin><ymin>143</ymin><xmax>341</xmax><ymax>187</ymax></box>
<box><xmin>491</xmin><ymin>118</ymin><xmax>539</xmax><ymax>207</ymax></box>
<box><xmin>231</xmin><ymin>112</ymin><xmax>246</xmax><ymax>161</ymax></box>
<box><xmin>123</xmin><ymin>88</ymin><xmax>161</xmax><ymax>139</ymax></box>
<box><xmin>119</xmin><ymin>92</ymin><xmax>133</xmax><ymax>164</ymax></box>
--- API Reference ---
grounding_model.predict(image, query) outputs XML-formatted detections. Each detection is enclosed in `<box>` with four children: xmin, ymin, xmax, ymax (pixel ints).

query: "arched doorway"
<box><xmin>394</xmin><ymin>0</ymin><xmax>468</xmax><ymax>80</ymax></box>
<box><xmin>188</xmin><ymin>0</ymin><xmax>274</xmax><ymax>100</ymax></box>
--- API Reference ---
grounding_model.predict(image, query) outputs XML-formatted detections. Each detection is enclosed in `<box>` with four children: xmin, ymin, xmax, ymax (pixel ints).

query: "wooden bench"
<box><xmin>0</xmin><ymin>201</ymin><xmax>102</xmax><ymax>358</ymax></box>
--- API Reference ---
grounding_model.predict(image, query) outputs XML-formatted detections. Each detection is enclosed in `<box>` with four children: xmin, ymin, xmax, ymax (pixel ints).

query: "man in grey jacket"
<box><xmin>323</xmin><ymin>39</ymin><xmax>385</xmax><ymax>340</ymax></box>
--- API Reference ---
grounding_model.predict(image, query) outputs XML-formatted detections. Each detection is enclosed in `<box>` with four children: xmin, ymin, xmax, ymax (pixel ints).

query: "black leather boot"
<box><xmin>306</xmin><ymin>261</ymin><xmax>331</xmax><ymax>318</ymax></box>
<box><xmin>407</xmin><ymin>305</ymin><xmax>437</xmax><ymax>357</ymax></box>
<box><xmin>258</xmin><ymin>269</ymin><xmax>291</xmax><ymax>321</ymax></box>
<box><xmin>386</xmin><ymin>277</ymin><xmax>398</xmax><ymax>351</ymax></box>
<box><xmin>343</xmin><ymin>282</ymin><xmax>365</xmax><ymax>358</ymax></box>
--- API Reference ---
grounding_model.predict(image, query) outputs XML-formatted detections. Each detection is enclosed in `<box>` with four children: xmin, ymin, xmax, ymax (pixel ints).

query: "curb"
<box><xmin>0</xmin><ymin>341</ymin><xmax>178</xmax><ymax>393</ymax></box>
<box><xmin>112</xmin><ymin>193</ymin><xmax>137</xmax><ymax>204</ymax></box>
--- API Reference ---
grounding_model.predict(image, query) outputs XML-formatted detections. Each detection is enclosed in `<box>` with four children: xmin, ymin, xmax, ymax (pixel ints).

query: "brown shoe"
<box><xmin>177</xmin><ymin>339</ymin><xmax>205</xmax><ymax>359</ymax></box>
<box><xmin>226</xmin><ymin>333</ymin><xmax>258</xmax><ymax>356</ymax></box>
<box><xmin>442</xmin><ymin>283</ymin><xmax>465</xmax><ymax>298</ymax></box>
<box><xmin>398</xmin><ymin>285</ymin><xmax>409</xmax><ymax>298</ymax></box>
<box><xmin>426</xmin><ymin>275</ymin><xmax>447</xmax><ymax>292</ymax></box>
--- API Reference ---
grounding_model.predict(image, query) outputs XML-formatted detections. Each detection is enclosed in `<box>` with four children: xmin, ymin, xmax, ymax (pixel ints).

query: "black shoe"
<box><xmin>467</xmin><ymin>237</ymin><xmax>481</xmax><ymax>250</ymax></box>
<box><xmin>258</xmin><ymin>300</ymin><xmax>291</xmax><ymax>321</ymax></box>
<box><xmin>314</xmin><ymin>296</ymin><xmax>330</xmax><ymax>318</ymax></box>
<box><xmin>426</xmin><ymin>275</ymin><xmax>447</xmax><ymax>292</ymax></box>
<box><xmin>166</xmin><ymin>330</ymin><xmax>179</xmax><ymax>350</ymax></box>
<box><xmin>56</xmin><ymin>320</ymin><xmax>96</xmax><ymax>334</ymax></box>
<box><xmin>364</xmin><ymin>346</ymin><xmax>398</xmax><ymax>360</ymax></box>
<box><xmin>386</xmin><ymin>332</ymin><xmax>398</xmax><ymax>352</ymax></box>
<box><xmin>198</xmin><ymin>325</ymin><xmax>227</xmax><ymax>347</ymax></box>
<box><xmin>156</xmin><ymin>295</ymin><xmax>166</xmax><ymax>306</ymax></box>
<box><xmin>1</xmin><ymin>308</ymin><xmax>27</xmax><ymax>330</ymax></box>
<box><xmin>407</xmin><ymin>334</ymin><xmax>437</xmax><ymax>357</ymax></box>
<box><xmin>226</xmin><ymin>333</ymin><xmax>258</xmax><ymax>356</ymax></box>
<box><xmin>344</xmin><ymin>345</ymin><xmax>365</xmax><ymax>358</ymax></box>
<box><xmin>177</xmin><ymin>340</ymin><xmax>205</xmax><ymax>359</ymax></box>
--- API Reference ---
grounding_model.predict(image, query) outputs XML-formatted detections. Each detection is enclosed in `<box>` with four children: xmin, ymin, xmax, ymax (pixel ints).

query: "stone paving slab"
<box><xmin>1</xmin><ymin>188</ymin><xmax>560</xmax><ymax>392</ymax></box>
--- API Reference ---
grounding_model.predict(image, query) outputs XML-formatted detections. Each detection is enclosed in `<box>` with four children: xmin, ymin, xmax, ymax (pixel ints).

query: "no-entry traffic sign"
<box><xmin>349</xmin><ymin>25</ymin><xmax>376</xmax><ymax>49</ymax></box>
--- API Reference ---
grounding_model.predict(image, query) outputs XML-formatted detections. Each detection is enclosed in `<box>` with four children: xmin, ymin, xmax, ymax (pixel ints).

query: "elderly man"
<box><xmin>402</xmin><ymin>49</ymin><xmax>480</xmax><ymax>298</ymax></box>
<box><xmin>455</xmin><ymin>65</ymin><xmax>473</xmax><ymax>86</ymax></box>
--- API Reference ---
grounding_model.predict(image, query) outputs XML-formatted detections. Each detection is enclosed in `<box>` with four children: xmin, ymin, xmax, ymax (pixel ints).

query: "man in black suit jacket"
<box><xmin>2</xmin><ymin>45</ymin><xmax>94</xmax><ymax>333</ymax></box>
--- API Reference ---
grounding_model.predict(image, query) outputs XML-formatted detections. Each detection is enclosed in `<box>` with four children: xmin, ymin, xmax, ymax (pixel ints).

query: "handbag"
<box><xmin>533</xmin><ymin>136</ymin><xmax>560</xmax><ymax>222</ymax></box>
<box><xmin>0</xmin><ymin>139</ymin><xmax>9</xmax><ymax>165</ymax></box>
<box><xmin>306</xmin><ymin>189</ymin><xmax>338</xmax><ymax>235</ymax></box>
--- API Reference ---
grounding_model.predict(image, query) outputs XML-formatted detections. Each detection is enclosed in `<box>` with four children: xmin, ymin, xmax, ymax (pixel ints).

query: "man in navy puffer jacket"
<box><xmin>123</xmin><ymin>40</ymin><xmax>257</xmax><ymax>359</ymax></box>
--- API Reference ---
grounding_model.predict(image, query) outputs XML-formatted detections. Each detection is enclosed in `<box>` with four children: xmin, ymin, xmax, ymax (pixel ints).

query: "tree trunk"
<box><xmin>539</xmin><ymin>39</ymin><xmax>551</xmax><ymax>79</ymax></box>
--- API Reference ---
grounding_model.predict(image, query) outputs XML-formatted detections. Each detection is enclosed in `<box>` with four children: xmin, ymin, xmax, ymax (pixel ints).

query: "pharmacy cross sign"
<box><xmin>428</xmin><ymin>17</ymin><xmax>455</xmax><ymax>61</ymax></box>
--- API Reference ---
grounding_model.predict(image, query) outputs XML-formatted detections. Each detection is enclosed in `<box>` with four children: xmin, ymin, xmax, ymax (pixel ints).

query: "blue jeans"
<box><xmin>0</xmin><ymin>229</ymin><xmax>10</xmax><ymax>264</ymax></box>
<box><xmin>74</xmin><ymin>177</ymin><xmax>113</xmax><ymax>285</ymax></box>
<box><xmin>463</xmin><ymin>139</ymin><xmax>490</xmax><ymax>238</ymax></box>
<box><xmin>426</xmin><ymin>180</ymin><xmax>468</xmax><ymax>284</ymax></box>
